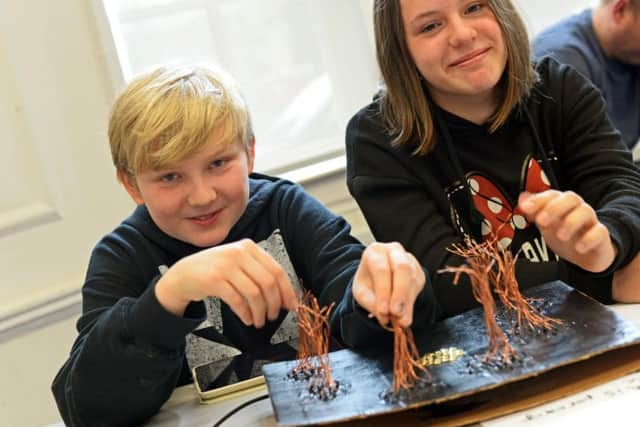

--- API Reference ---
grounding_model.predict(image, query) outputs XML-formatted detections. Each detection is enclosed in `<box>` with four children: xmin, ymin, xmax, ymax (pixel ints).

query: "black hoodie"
<box><xmin>52</xmin><ymin>173</ymin><xmax>438</xmax><ymax>426</ymax></box>
<box><xmin>346</xmin><ymin>58</ymin><xmax>640</xmax><ymax>317</ymax></box>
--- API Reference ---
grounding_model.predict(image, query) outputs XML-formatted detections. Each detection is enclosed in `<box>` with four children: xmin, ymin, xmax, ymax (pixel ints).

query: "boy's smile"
<box><xmin>122</xmin><ymin>129</ymin><xmax>255</xmax><ymax>248</ymax></box>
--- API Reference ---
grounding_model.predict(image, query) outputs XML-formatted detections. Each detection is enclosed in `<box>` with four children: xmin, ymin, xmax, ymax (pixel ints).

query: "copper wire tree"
<box><xmin>440</xmin><ymin>235</ymin><xmax>560</xmax><ymax>363</ymax></box>
<box><xmin>383</xmin><ymin>319</ymin><xmax>429</xmax><ymax>394</ymax></box>
<box><xmin>290</xmin><ymin>291</ymin><xmax>337</xmax><ymax>399</ymax></box>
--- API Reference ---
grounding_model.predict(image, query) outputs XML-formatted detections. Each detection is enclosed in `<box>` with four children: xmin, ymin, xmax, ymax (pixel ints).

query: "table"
<box><xmin>144</xmin><ymin>304</ymin><xmax>640</xmax><ymax>427</ymax></box>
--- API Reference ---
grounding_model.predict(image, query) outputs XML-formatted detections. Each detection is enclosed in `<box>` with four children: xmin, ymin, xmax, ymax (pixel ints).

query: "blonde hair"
<box><xmin>108</xmin><ymin>66</ymin><xmax>253</xmax><ymax>176</ymax></box>
<box><xmin>373</xmin><ymin>0</ymin><xmax>538</xmax><ymax>155</ymax></box>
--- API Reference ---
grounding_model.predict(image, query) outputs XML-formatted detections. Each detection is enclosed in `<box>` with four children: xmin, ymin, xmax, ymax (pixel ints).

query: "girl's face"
<box><xmin>400</xmin><ymin>0</ymin><xmax>507</xmax><ymax>113</ymax></box>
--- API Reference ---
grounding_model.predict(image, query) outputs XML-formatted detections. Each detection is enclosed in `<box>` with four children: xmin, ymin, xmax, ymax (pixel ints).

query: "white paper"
<box><xmin>482</xmin><ymin>370</ymin><xmax>640</xmax><ymax>427</ymax></box>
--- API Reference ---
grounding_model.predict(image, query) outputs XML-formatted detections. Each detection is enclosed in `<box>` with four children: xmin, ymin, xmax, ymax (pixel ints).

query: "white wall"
<box><xmin>515</xmin><ymin>0</ymin><xmax>599</xmax><ymax>36</ymax></box>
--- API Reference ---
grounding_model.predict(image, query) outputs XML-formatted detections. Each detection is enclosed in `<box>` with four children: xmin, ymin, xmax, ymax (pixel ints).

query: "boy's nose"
<box><xmin>188</xmin><ymin>179</ymin><xmax>217</xmax><ymax>206</ymax></box>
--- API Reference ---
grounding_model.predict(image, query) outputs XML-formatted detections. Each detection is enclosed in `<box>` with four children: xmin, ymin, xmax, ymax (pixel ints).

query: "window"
<box><xmin>97</xmin><ymin>0</ymin><xmax>378</xmax><ymax>174</ymax></box>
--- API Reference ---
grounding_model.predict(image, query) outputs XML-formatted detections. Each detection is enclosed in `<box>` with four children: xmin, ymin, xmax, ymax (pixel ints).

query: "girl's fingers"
<box><xmin>518</xmin><ymin>190</ymin><xmax>560</xmax><ymax>219</ymax></box>
<box><xmin>576</xmin><ymin>222</ymin><xmax>610</xmax><ymax>255</ymax></box>
<box><xmin>536</xmin><ymin>191</ymin><xmax>583</xmax><ymax>228</ymax></box>
<box><xmin>555</xmin><ymin>203</ymin><xmax>596</xmax><ymax>242</ymax></box>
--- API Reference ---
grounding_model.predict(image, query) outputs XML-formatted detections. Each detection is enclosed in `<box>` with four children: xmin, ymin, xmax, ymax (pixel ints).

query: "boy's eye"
<box><xmin>160</xmin><ymin>173</ymin><xmax>179</xmax><ymax>183</ymax></box>
<box><xmin>209</xmin><ymin>159</ymin><xmax>227</xmax><ymax>169</ymax></box>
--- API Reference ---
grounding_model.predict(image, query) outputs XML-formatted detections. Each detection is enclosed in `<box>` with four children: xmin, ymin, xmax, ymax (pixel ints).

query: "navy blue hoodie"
<box><xmin>52</xmin><ymin>173</ymin><xmax>438</xmax><ymax>426</ymax></box>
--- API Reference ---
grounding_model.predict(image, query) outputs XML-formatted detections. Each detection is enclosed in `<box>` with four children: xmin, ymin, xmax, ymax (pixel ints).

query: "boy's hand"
<box><xmin>518</xmin><ymin>190</ymin><xmax>616</xmax><ymax>273</ymax></box>
<box><xmin>352</xmin><ymin>242</ymin><xmax>425</xmax><ymax>328</ymax></box>
<box><xmin>155</xmin><ymin>239</ymin><xmax>298</xmax><ymax>328</ymax></box>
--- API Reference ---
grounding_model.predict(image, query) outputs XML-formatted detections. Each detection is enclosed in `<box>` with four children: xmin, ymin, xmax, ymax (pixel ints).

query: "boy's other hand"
<box><xmin>155</xmin><ymin>239</ymin><xmax>298</xmax><ymax>328</ymax></box>
<box><xmin>353</xmin><ymin>242</ymin><xmax>425</xmax><ymax>328</ymax></box>
<box><xmin>518</xmin><ymin>190</ymin><xmax>616</xmax><ymax>273</ymax></box>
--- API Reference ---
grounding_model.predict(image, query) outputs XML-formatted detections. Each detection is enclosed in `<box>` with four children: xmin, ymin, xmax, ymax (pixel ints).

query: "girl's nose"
<box><xmin>448</xmin><ymin>16</ymin><xmax>477</xmax><ymax>47</ymax></box>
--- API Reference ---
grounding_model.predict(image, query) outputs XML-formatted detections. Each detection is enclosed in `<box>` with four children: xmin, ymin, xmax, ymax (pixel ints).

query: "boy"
<box><xmin>51</xmin><ymin>66</ymin><xmax>437</xmax><ymax>426</ymax></box>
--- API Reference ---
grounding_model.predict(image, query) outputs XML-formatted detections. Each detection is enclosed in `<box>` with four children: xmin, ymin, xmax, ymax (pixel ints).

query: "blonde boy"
<box><xmin>52</xmin><ymin>66</ymin><xmax>436</xmax><ymax>426</ymax></box>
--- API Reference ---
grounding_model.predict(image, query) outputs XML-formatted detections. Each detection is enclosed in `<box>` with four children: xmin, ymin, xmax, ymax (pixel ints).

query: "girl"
<box><xmin>346</xmin><ymin>0</ymin><xmax>640</xmax><ymax>319</ymax></box>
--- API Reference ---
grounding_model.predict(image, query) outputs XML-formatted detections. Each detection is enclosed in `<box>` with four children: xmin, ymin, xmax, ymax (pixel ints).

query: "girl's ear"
<box><xmin>118</xmin><ymin>169</ymin><xmax>145</xmax><ymax>205</ymax></box>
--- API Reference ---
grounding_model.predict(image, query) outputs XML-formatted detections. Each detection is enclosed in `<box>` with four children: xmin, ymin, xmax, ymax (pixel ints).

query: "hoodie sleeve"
<box><xmin>51</xmin><ymin>238</ymin><xmax>205</xmax><ymax>427</ymax></box>
<box><xmin>546</xmin><ymin>59</ymin><xmax>640</xmax><ymax>274</ymax></box>
<box><xmin>274</xmin><ymin>183</ymin><xmax>439</xmax><ymax>349</ymax></box>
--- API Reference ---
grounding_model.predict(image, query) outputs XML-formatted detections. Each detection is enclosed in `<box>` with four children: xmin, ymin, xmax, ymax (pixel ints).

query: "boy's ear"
<box><xmin>117</xmin><ymin>169</ymin><xmax>145</xmax><ymax>205</ymax></box>
<box><xmin>247</xmin><ymin>137</ymin><xmax>256</xmax><ymax>174</ymax></box>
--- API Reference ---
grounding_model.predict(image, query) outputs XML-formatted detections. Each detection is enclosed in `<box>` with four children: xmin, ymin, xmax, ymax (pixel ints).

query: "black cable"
<box><xmin>212</xmin><ymin>393</ymin><xmax>270</xmax><ymax>427</ymax></box>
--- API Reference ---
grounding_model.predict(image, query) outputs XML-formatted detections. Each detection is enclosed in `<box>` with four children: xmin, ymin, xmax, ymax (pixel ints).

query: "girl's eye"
<box><xmin>160</xmin><ymin>173</ymin><xmax>179</xmax><ymax>183</ymax></box>
<box><xmin>465</xmin><ymin>3</ymin><xmax>483</xmax><ymax>14</ymax></box>
<box><xmin>421</xmin><ymin>22</ymin><xmax>441</xmax><ymax>33</ymax></box>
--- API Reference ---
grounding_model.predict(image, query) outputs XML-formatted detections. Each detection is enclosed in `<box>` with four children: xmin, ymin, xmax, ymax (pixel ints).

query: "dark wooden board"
<box><xmin>262</xmin><ymin>281</ymin><xmax>640</xmax><ymax>426</ymax></box>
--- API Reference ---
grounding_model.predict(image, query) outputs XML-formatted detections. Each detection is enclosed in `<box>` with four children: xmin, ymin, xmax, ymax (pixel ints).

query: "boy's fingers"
<box><xmin>251</xmin><ymin>245</ymin><xmax>298</xmax><ymax>310</ymax></box>
<box><xmin>217</xmin><ymin>281</ymin><xmax>254</xmax><ymax>326</ymax></box>
<box><xmin>232</xmin><ymin>271</ymin><xmax>267</xmax><ymax>328</ymax></box>
<box><xmin>354</xmin><ymin>257</ymin><xmax>391</xmax><ymax>325</ymax></box>
<box><xmin>388</xmin><ymin>247</ymin><xmax>412</xmax><ymax>319</ymax></box>
<box><xmin>232</xmin><ymin>253</ymin><xmax>281</xmax><ymax>321</ymax></box>
<box><xmin>352</xmin><ymin>276</ymin><xmax>376</xmax><ymax>313</ymax></box>
<box><xmin>366</xmin><ymin>244</ymin><xmax>392</xmax><ymax>320</ymax></box>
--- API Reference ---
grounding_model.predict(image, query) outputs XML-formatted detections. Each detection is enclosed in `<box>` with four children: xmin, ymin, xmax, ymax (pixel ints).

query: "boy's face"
<box><xmin>122</xmin><ymin>129</ymin><xmax>254</xmax><ymax>247</ymax></box>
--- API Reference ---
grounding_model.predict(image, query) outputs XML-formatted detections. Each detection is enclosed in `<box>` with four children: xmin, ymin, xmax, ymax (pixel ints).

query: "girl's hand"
<box><xmin>518</xmin><ymin>190</ymin><xmax>616</xmax><ymax>273</ymax></box>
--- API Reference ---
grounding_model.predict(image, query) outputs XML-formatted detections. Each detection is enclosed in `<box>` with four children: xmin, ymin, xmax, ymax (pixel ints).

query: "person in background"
<box><xmin>51</xmin><ymin>65</ymin><xmax>436</xmax><ymax>426</ymax></box>
<box><xmin>346</xmin><ymin>0</ymin><xmax>640</xmax><ymax>318</ymax></box>
<box><xmin>533</xmin><ymin>0</ymin><xmax>640</xmax><ymax>155</ymax></box>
